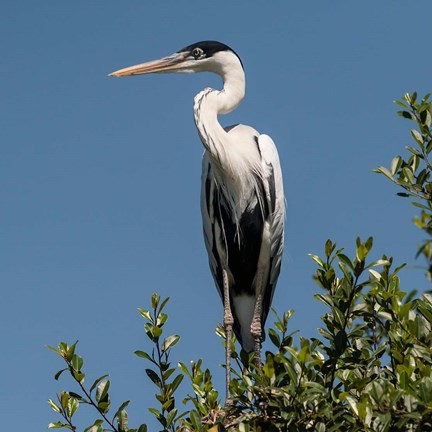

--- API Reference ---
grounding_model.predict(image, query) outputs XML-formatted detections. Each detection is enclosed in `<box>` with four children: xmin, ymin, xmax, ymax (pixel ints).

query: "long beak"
<box><xmin>109</xmin><ymin>52</ymin><xmax>188</xmax><ymax>77</ymax></box>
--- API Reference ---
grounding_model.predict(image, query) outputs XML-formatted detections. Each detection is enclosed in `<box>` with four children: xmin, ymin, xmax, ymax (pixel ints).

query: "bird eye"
<box><xmin>192</xmin><ymin>48</ymin><xmax>203</xmax><ymax>59</ymax></box>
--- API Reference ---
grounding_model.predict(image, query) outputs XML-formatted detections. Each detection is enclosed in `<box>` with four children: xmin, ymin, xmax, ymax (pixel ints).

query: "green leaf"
<box><xmin>48</xmin><ymin>422</ymin><xmax>71</xmax><ymax>429</ymax></box>
<box><xmin>333</xmin><ymin>307</ymin><xmax>346</xmax><ymax>328</ymax></box>
<box><xmin>113</xmin><ymin>400</ymin><xmax>130</xmax><ymax>423</ymax></box>
<box><xmin>394</xmin><ymin>99</ymin><xmax>408</xmax><ymax>109</ymax></box>
<box><xmin>189</xmin><ymin>410</ymin><xmax>202</xmax><ymax>429</ymax></box>
<box><xmin>161</xmin><ymin>398</ymin><xmax>174</xmax><ymax>411</ymax></box>
<box><xmin>356</xmin><ymin>243</ymin><xmax>368</xmax><ymax>261</ymax></box>
<box><xmin>116</xmin><ymin>407</ymin><xmax>129</xmax><ymax>431</ymax></box>
<box><xmin>406</xmin><ymin>145</ymin><xmax>421</xmax><ymax>156</ymax></box>
<box><xmin>405</xmin><ymin>92</ymin><xmax>417</xmax><ymax>105</ymax></box>
<box><xmin>298</xmin><ymin>344</ymin><xmax>310</xmax><ymax>363</ymax></box>
<box><xmin>178</xmin><ymin>362</ymin><xmax>193</xmax><ymax>379</ymax></box>
<box><xmin>158</xmin><ymin>296</ymin><xmax>170</xmax><ymax>313</ymax></box>
<box><xmin>317</xmin><ymin>327</ymin><xmax>332</xmax><ymax>340</ymax></box>
<box><xmin>84</xmin><ymin>419</ymin><xmax>103</xmax><ymax>432</ymax></box>
<box><xmin>334</xmin><ymin>330</ymin><xmax>347</xmax><ymax>354</ymax></box>
<box><xmin>411</xmin><ymin>129</ymin><xmax>424</xmax><ymax>145</ymax></box>
<box><xmin>419</xmin><ymin>377</ymin><xmax>432</xmax><ymax>403</ymax></box>
<box><xmin>425</xmin><ymin>110</ymin><xmax>432</xmax><ymax>127</ymax></box>
<box><xmin>412</xmin><ymin>201</ymin><xmax>430</xmax><ymax>210</ymax></box>
<box><xmin>71</xmin><ymin>354</ymin><xmax>83</xmax><ymax>372</ymax></box>
<box><xmin>368</xmin><ymin>258</ymin><xmax>390</xmax><ymax>268</ymax></box>
<box><xmin>309</xmin><ymin>254</ymin><xmax>324</xmax><ymax>267</ymax></box>
<box><xmin>398</xmin><ymin>110</ymin><xmax>415</xmax><ymax>120</ymax></box>
<box><xmin>390</xmin><ymin>156</ymin><xmax>402</xmax><ymax>175</ymax></box>
<box><xmin>368</xmin><ymin>269</ymin><xmax>382</xmax><ymax>280</ymax></box>
<box><xmin>151</xmin><ymin>293</ymin><xmax>160</xmax><ymax>310</ymax></box>
<box><xmin>268</xmin><ymin>328</ymin><xmax>281</xmax><ymax>347</ymax></box>
<box><xmin>316</xmin><ymin>422</ymin><xmax>326</xmax><ymax>432</ymax></box>
<box><xmin>171</xmin><ymin>374</ymin><xmax>184</xmax><ymax>393</ymax></box>
<box><xmin>166</xmin><ymin>408</ymin><xmax>178</xmax><ymax>428</ymax></box>
<box><xmin>57</xmin><ymin>342</ymin><xmax>69</xmax><ymax>356</ymax></box>
<box><xmin>325</xmin><ymin>239</ymin><xmax>335</xmax><ymax>258</ymax></box>
<box><xmin>314</xmin><ymin>294</ymin><xmax>333</xmax><ymax>308</ymax></box>
<box><xmin>60</xmin><ymin>391</ymin><xmax>69</xmax><ymax>409</ymax></box>
<box><xmin>263</xmin><ymin>354</ymin><xmax>275</xmax><ymax>378</ymax></box>
<box><xmin>402</xmin><ymin>167</ymin><xmax>415</xmax><ymax>184</ymax></box>
<box><xmin>148</xmin><ymin>407</ymin><xmax>161</xmax><ymax>419</ymax></box>
<box><xmin>152</xmin><ymin>326</ymin><xmax>163</xmax><ymax>338</ymax></box>
<box><xmin>67</xmin><ymin>397</ymin><xmax>79</xmax><ymax>418</ymax></box>
<box><xmin>47</xmin><ymin>345</ymin><xmax>62</xmax><ymax>356</ymax></box>
<box><xmin>96</xmin><ymin>380</ymin><xmax>110</xmax><ymax>403</ymax></box>
<box><xmin>98</xmin><ymin>400</ymin><xmax>111</xmax><ymax>414</ymax></box>
<box><xmin>418</xmin><ymin>303</ymin><xmax>432</xmax><ymax>323</ymax></box>
<box><xmin>137</xmin><ymin>308</ymin><xmax>152</xmax><ymax>321</ymax></box>
<box><xmin>72</xmin><ymin>370</ymin><xmax>85</xmax><ymax>384</ymax></box>
<box><xmin>410</xmin><ymin>154</ymin><xmax>420</xmax><ymax>172</ymax></box>
<box><xmin>54</xmin><ymin>368</ymin><xmax>68</xmax><ymax>381</ymax></box>
<box><xmin>134</xmin><ymin>350</ymin><xmax>153</xmax><ymax>362</ymax></box>
<box><xmin>162</xmin><ymin>334</ymin><xmax>180</xmax><ymax>352</ymax></box>
<box><xmin>376</xmin><ymin>166</ymin><xmax>394</xmax><ymax>181</ymax></box>
<box><xmin>416</xmin><ymin>168</ymin><xmax>428</xmax><ymax>185</ymax></box>
<box><xmin>365</xmin><ymin>236</ymin><xmax>373</xmax><ymax>251</ymax></box>
<box><xmin>338</xmin><ymin>253</ymin><xmax>354</xmax><ymax>270</ymax></box>
<box><xmin>90</xmin><ymin>374</ymin><xmax>109</xmax><ymax>394</ymax></box>
<box><xmin>65</xmin><ymin>341</ymin><xmax>79</xmax><ymax>361</ymax></box>
<box><xmin>157</xmin><ymin>312</ymin><xmax>168</xmax><ymax>326</ymax></box>
<box><xmin>145</xmin><ymin>323</ymin><xmax>163</xmax><ymax>341</ymax></box>
<box><xmin>145</xmin><ymin>369</ymin><xmax>162</xmax><ymax>387</ymax></box>
<box><xmin>47</xmin><ymin>399</ymin><xmax>61</xmax><ymax>414</ymax></box>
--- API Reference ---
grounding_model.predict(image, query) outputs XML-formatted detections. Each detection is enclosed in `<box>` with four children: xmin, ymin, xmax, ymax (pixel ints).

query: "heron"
<box><xmin>109</xmin><ymin>41</ymin><xmax>284</xmax><ymax>400</ymax></box>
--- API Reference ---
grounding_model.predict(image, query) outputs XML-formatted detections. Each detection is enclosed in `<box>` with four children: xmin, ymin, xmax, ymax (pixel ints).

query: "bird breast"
<box><xmin>210</xmin><ymin>124</ymin><xmax>266</xmax><ymax>221</ymax></box>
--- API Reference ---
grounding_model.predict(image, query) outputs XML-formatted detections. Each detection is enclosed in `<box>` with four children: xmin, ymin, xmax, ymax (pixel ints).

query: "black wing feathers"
<box><xmin>210</xmin><ymin>188</ymin><xmax>265</xmax><ymax>298</ymax></box>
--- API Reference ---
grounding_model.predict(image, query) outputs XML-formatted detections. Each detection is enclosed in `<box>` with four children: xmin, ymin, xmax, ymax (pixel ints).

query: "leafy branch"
<box><xmin>135</xmin><ymin>294</ymin><xmax>184</xmax><ymax>432</ymax></box>
<box><xmin>375</xmin><ymin>92</ymin><xmax>432</xmax><ymax>280</ymax></box>
<box><xmin>47</xmin><ymin>341</ymin><xmax>136</xmax><ymax>432</ymax></box>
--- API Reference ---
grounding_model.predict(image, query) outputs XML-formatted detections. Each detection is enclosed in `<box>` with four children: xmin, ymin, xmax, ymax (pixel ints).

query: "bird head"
<box><xmin>108</xmin><ymin>40</ymin><xmax>243</xmax><ymax>78</ymax></box>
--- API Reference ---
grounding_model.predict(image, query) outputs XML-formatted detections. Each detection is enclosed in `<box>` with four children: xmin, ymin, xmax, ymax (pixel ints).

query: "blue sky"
<box><xmin>2</xmin><ymin>1</ymin><xmax>432</xmax><ymax>430</ymax></box>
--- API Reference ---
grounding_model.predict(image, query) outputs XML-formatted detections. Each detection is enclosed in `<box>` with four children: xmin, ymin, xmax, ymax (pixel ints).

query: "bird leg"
<box><xmin>222</xmin><ymin>268</ymin><xmax>234</xmax><ymax>404</ymax></box>
<box><xmin>250</xmin><ymin>269</ymin><xmax>264</xmax><ymax>367</ymax></box>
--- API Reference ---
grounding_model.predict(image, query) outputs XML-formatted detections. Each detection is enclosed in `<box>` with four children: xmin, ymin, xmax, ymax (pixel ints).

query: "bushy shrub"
<box><xmin>48</xmin><ymin>93</ymin><xmax>432</xmax><ymax>432</ymax></box>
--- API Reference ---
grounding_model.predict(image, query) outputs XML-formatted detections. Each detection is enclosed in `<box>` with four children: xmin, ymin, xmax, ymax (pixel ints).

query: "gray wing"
<box><xmin>256</xmin><ymin>133</ymin><xmax>285</xmax><ymax>325</ymax></box>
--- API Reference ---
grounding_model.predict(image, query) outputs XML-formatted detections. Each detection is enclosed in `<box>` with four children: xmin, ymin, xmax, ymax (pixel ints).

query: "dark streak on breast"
<box><xmin>267</xmin><ymin>163</ymin><xmax>276</xmax><ymax>213</ymax></box>
<box><xmin>254</xmin><ymin>135</ymin><xmax>262</xmax><ymax>158</ymax></box>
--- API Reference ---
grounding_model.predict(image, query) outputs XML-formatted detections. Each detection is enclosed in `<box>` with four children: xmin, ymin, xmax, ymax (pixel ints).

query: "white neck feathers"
<box><xmin>193</xmin><ymin>51</ymin><xmax>245</xmax><ymax>162</ymax></box>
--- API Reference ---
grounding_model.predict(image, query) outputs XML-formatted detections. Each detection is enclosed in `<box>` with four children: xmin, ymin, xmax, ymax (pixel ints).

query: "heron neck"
<box><xmin>216</xmin><ymin>68</ymin><xmax>246</xmax><ymax>115</ymax></box>
<box><xmin>193</xmin><ymin>69</ymin><xmax>245</xmax><ymax>162</ymax></box>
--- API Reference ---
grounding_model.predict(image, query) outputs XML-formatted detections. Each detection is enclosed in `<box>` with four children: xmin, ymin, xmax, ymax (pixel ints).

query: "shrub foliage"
<box><xmin>48</xmin><ymin>93</ymin><xmax>432</xmax><ymax>432</ymax></box>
